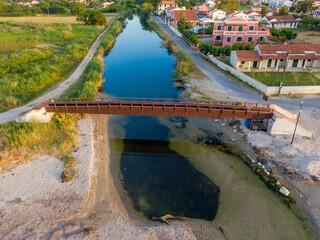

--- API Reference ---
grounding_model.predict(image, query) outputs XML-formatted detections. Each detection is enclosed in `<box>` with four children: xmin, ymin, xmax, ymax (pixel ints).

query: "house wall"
<box><xmin>212</xmin><ymin>21</ymin><xmax>268</xmax><ymax>45</ymax></box>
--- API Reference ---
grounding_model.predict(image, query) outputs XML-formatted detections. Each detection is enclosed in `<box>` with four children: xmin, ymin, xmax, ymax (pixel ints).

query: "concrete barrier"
<box><xmin>267</xmin><ymin>112</ymin><xmax>313</xmax><ymax>138</ymax></box>
<box><xmin>18</xmin><ymin>107</ymin><xmax>54</xmax><ymax>123</ymax></box>
<box><xmin>269</xmin><ymin>104</ymin><xmax>297</xmax><ymax>120</ymax></box>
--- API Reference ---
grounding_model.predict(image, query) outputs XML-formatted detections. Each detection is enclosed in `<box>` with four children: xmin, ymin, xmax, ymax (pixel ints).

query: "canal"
<box><xmin>103</xmin><ymin>15</ymin><xmax>315</xmax><ymax>239</ymax></box>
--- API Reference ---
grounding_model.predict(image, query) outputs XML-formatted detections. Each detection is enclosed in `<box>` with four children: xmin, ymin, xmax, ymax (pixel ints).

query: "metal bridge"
<box><xmin>35</xmin><ymin>97</ymin><xmax>274</xmax><ymax>119</ymax></box>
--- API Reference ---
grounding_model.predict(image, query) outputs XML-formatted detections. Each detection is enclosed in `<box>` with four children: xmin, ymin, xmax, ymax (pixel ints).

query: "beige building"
<box><xmin>230</xmin><ymin>44</ymin><xmax>320</xmax><ymax>71</ymax></box>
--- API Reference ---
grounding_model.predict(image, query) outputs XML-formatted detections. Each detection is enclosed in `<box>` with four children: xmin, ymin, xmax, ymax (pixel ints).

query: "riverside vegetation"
<box><xmin>0</xmin><ymin>12</ymin><xmax>125</xmax><ymax>181</ymax></box>
<box><xmin>0</xmin><ymin>21</ymin><xmax>104</xmax><ymax>112</ymax></box>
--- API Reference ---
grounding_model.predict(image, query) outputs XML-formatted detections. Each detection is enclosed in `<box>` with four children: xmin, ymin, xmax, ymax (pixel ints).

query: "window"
<box><xmin>241</xmin><ymin>61</ymin><xmax>245</xmax><ymax>64</ymax></box>
<box><xmin>227</xmin><ymin>37</ymin><xmax>231</xmax><ymax>42</ymax></box>
<box><xmin>307</xmin><ymin>59</ymin><xmax>312</xmax><ymax>62</ymax></box>
<box><xmin>227</xmin><ymin>26</ymin><xmax>232</xmax><ymax>31</ymax></box>
<box><xmin>215</xmin><ymin>36</ymin><xmax>221</xmax><ymax>41</ymax></box>
<box><xmin>217</xmin><ymin>25</ymin><xmax>222</xmax><ymax>30</ymax></box>
<box><xmin>259</xmin><ymin>37</ymin><xmax>264</xmax><ymax>42</ymax></box>
<box><xmin>302</xmin><ymin>59</ymin><xmax>306</xmax><ymax>66</ymax></box>
<box><xmin>238</xmin><ymin>26</ymin><xmax>243</xmax><ymax>31</ymax></box>
<box><xmin>249</xmin><ymin>26</ymin><xmax>254</xmax><ymax>31</ymax></box>
<box><xmin>236</xmin><ymin>37</ymin><xmax>242</xmax><ymax>42</ymax></box>
<box><xmin>292</xmin><ymin>59</ymin><xmax>299</xmax><ymax>68</ymax></box>
<box><xmin>274</xmin><ymin>59</ymin><xmax>278</xmax><ymax>67</ymax></box>
<box><xmin>248</xmin><ymin>37</ymin><xmax>253</xmax><ymax>42</ymax></box>
<box><xmin>252</xmin><ymin>61</ymin><xmax>258</xmax><ymax>68</ymax></box>
<box><xmin>267</xmin><ymin>59</ymin><xmax>272</xmax><ymax>68</ymax></box>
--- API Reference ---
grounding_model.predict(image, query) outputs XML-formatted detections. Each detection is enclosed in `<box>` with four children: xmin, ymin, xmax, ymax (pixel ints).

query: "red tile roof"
<box><xmin>237</xmin><ymin>44</ymin><xmax>320</xmax><ymax>61</ymax></box>
<box><xmin>265</xmin><ymin>15</ymin><xmax>297</xmax><ymax>22</ymax></box>
<box><xmin>166</xmin><ymin>6</ymin><xmax>178</xmax><ymax>10</ymax></box>
<box><xmin>172</xmin><ymin>10</ymin><xmax>199</xmax><ymax>22</ymax></box>
<box><xmin>236</xmin><ymin>50</ymin><xmax>262</xmax><ymax>61</ymax></box>
<box><xmin>158</xmin><ymin>1</ymin><xmax>177</xmax><ymax>5</ymax></box>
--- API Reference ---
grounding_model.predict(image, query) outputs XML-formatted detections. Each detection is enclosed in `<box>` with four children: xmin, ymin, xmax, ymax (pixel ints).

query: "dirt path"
<box><xmin>0</xmin><ymin>17</ymin><xmax>116</xmax><ymax>124</ymax></box>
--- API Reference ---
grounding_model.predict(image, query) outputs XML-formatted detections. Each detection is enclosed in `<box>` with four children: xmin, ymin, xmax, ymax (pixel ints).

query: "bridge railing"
<box><xmin>47</xmin><ymin>97</ymin><xmax>270</xmax><ymax>108</ymax></box>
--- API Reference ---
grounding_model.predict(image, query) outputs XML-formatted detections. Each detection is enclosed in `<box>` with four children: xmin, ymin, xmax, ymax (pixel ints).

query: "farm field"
<box><xmin>0</xmin><ymin>21</ymin><xmax>105</xmax><ymax>112</ymax></box>
<box><xmin>0</xmin><ymin>16</ymin><xmax>78</xmax><ymax>24</ymax></box>
<box><xmin>0</xmin><ymin>13</ymin><xmax>117</xmax><ymax>24</ymax></box>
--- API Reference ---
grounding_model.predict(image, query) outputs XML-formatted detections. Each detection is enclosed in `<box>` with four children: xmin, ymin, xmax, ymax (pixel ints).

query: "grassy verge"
<box><xmin>245</xmin><ymin>71</ymin><xmax>320</xmax><ymax>86</ymax></box>
<box><xmin>0</xmin><ymin>13</ymin><xmax>124</xmax><ymax>179</ymax></box>
<box><xmin>0</xmin><ymin>21</ymin><xmax>105</xmax><ymax>112</ymax></box>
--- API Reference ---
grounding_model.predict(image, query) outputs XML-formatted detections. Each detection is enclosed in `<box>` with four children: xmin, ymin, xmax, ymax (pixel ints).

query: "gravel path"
<box><xmin>0</xmin><ymin>23</ymin><xmax>113</xmax><ymax>124</ymax></box>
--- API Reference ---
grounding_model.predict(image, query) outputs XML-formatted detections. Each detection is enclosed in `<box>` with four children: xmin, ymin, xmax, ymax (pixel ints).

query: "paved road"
<box><xmin>152</xmin><ymin>16</ymin><xmax>320</xmax><ymax>111</ymax></box>
<box><xmin>0</xmin><ymin>20</ymin><xmax>116</xmax><ymax>123</ymax></box>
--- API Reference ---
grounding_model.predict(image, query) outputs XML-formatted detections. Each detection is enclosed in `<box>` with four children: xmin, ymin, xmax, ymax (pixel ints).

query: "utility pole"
<box><xmin>291</xmin><ymin>100</ymin><xmax>303</xmax><ymax>145</ymax></box>
<box><xmin>278</xmin><ymin>51</ymin><xmax>289</xmax><ymax>95</ymax></box>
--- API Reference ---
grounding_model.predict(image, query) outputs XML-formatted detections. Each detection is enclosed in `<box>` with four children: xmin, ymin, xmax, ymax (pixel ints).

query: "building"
<box><xmin>101</xmin><ymin>1</ymin><xmax>114</xmax><ymax>8</ymax></box>
<box><xmin>211</xmin><ymin>17</ymin><xmax>269</xmax><ymax>46</ymax></box>
<box><xmin>226</xmin><ymin>11</ymin><xmax>250</xmax><ymax>20</ymax></box>
<box><xmin>193</xmin><ymin>4</ymin><xmax>209</xmax><ymax>15</ymax></box>
<box><xmin>246</xmin><ymin>10</ymin><xmax>262</xmax><ymax>21</ymax></box>
<box><xmin>230</xmin><ymin>44</ymin><xmax>320</xmax><ymax>71</ymax></box>
<box><xmin>261</xmin><ymin>15</ymin><xmax>299</xmax><ymax>29</ymax></box>
<box><xmin>171</xmin><ymin>10</ymin><xmax>199</xmax><ymax>26</ymax></box>
<box><xmin>157</xmin><ymin>1</ymin><xmax>178</xmax><ymax>11</ymax></box>
<box><xmin>207</xmin><ymin>9</ymin><xmax>226</xmax><ymax>20</ymax></box>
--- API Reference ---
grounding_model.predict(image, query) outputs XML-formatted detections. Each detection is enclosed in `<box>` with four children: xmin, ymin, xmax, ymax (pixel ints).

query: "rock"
<box><xmin>220</xmin><ymin>226</ymin><xmax>226</xmax><ymax>234</ymax></box>
<box><xmin>230</xmin><ymin>138</ymin><xmax>235</xmax><ymax>142</ymax></box>
<box><xmin>221</xmin><ymin>123</ymin><xmax>225</xmax><ymax>126</ymax></box>
<box><xmin>258</xmin><ymin>162</ymin><xmax>262</xmax><ymax>166</ymax></box>
<box><xmin>279</xmin><ymin>186</ymin><xmax>290</xmax><ymax>196</ymax></box>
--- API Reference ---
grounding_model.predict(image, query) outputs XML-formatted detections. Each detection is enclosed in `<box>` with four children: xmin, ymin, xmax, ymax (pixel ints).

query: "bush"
<box><xmin>183</xmin><ymin>30</ymin><xmax>201</xmax><ymax>45</ymax></box>
<box><xmin>61</xmin><ymin>169</ymin><xmax>76</xmax><ymax>182</ymax></box>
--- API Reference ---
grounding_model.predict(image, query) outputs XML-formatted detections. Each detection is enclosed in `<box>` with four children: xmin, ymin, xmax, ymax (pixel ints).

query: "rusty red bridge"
<box><xmin>36</xmin><ymin>97</ymin><xmax>274</xmax><ymax>119</ymax></box>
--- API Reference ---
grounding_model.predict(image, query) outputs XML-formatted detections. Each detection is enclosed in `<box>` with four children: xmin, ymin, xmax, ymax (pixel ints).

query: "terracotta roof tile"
<box><xmin>265</xmin><ymin>15</ymin><xmax>297</xmax><ymax>22</ymax></box>
<box><xmin>172</xmin><ymin>10</ymin><xmax>199</xmax><ymax>22</ymax></box>
<box><xmin>236</xmin><ymin>50</ymin><xmax>263</xmax><ymax>61</ymax></box>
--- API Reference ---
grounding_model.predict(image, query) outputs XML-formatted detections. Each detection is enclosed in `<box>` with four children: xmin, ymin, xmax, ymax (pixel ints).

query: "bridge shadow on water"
<box><xmin>109</xmin><ymin>115</ymin><xmax>220</xmax><ymax>221</ymax></box>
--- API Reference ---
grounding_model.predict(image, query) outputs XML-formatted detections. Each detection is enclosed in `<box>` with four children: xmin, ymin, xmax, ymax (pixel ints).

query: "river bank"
<box><xmin>149</xmin><ymin>16</ymin><xmax>320</xmax><ymax>237</ymax></box>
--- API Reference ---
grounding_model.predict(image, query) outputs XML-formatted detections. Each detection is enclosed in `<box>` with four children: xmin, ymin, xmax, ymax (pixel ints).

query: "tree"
<box><xmin>247</xmin><ymin>0</ymin><xmax>253</xmax><ymax>6</ymax></box>
<box><xmin>177</xmin><ymin>11</ymin><xmax>194</xmax><ymax>32</ymax></box>
<box><xmin>277</xmin><ymin>6</ymin><xmax>289</xmax><ymax>15</ymax></box>
<box><xmin>140</xmin><ymin>2</ymin><xmax>154</xmax><ymax>20</ymax></box>
<box><xmin>126</xmin><ymin>0</ymin><xmax>135</xmax><ymax>8</ymax></box>
<box><xmin>78</xmin><ymin>10</ymin><xmax>108</xmax><ymax>25</ymax></box>
<box><xmin>261</xmin><ymin>6</ymin><xmax>268</xmax><ymax>16</ymax></box>
<box><xmin>216</xmin><ymin>0</ymin><xmax>239</xmax><ymax>12</ymax></box>
<box><xmin>70</xmin><ymin>3</ymin><xmax>85</xmax><ymax>16</ymax></box>
<box><xmin>297</xmin><ymin>1</ymin><xmax>312</xmax><ymax>13</ymax></box>
<box><xmin>270</xmin><ymin>27</ymin><xmax>297</xmax><ymax>42</ymax></box>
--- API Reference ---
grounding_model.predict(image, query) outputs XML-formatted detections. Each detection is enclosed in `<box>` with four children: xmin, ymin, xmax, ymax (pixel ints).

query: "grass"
<box><xmin>0</xmin><ymin>13</ymin><xmax>122</xmax><ymax>176</ymax></box>
<box><xmin>0</xmin><ymin>113</ymin><xmax>78</xmax><ymax>172</ymax></box>
<box><xmin>245</xmin><ymin>71</ymin><xmax>320</xmax><ymax>86</ymax></box>
<box><xmin>0</xmin><ymin>21</ymin><xmax>105</xmax><ymax>112</ymax></box>
<box><xmin>239</xmin><ymin>6</ymin><xmax>251</xmax><ymax>11</ymax></box>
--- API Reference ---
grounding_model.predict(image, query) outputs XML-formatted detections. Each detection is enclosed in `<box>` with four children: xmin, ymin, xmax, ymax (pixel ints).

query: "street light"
<box><xmin>291</xmin><ymin>100</ymin><xmax>303</xmax><ymax>145</ymax></box>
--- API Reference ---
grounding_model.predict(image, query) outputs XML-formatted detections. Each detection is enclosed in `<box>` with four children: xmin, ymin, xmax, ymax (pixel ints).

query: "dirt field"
<box><xmin>0</xmin><ymin>16</ymin><xmax>78</xmax><ymax>24</ymax></box>
<box><xmin>296</xmin><ymin>31</ymin><xmax>320</xmax><ymax>44</ymax></box>
<box><xmin>0</xmin><ymin>13</ymin><xmax>117</xmax><ymax>24</ymax></box>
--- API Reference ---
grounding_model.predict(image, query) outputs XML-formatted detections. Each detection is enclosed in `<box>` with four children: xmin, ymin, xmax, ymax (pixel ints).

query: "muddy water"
<box><xmin>103</xmin><ymin>15</ymin><xmax>316</xmax><ymax>239</ymax></box>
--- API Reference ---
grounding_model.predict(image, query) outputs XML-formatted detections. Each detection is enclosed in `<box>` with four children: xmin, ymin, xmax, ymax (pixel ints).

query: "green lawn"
<box><xmin>239</xmin><ymin>6</ymin><xmax>251</xmax><ymax>11</ymax></box>
<box><xmin>245</xmin><ymin>71</ymin><xmax>320</xmax><ymax>86</ymax></box>
<box><xmin>0</xmin><ymin>21</ymin><xmax>105</xmax><ymax>112</ymax></box>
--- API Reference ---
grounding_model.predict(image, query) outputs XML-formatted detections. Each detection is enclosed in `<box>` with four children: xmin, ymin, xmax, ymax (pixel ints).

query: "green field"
<box><xmin>245</xmin><ymin>71</ymin><xmax>320</xmax><ymax>86</ymax></box>
<box><xmin>239</xmin><ymin>6</ymin><xmax>251</xmax><ymax>11</ymax></box>
<box><xmin>0</xmin><ymin>21</ymin><xmax>105</xmax><ymax>112</ymax></box>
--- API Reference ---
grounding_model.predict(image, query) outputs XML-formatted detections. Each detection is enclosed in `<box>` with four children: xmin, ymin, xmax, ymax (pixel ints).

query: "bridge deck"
<box><xmin>37</xmin><ymin>97</ymin><xmax>274</xmax><ymax>119</ymax></box>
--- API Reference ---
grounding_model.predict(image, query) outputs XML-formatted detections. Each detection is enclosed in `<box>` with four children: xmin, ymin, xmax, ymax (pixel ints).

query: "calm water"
<box><xmin>103</xmin><ymin>16</ymin><xmax>316</xmax><ymax>239</ymax></box>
